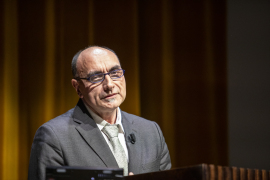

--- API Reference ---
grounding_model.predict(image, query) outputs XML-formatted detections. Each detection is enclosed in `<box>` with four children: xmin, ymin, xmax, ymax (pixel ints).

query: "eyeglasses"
<box><xmin>76</xmin><ymin>69</ymin><xmax>125</xmax><ymax>84</ymax></box>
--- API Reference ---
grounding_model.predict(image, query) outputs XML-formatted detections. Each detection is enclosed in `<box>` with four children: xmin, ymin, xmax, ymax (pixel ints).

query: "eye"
<box><xmin>110</xmin><ymin>71</ymin><xmax>118</xmax><ymax>76</ymax></box>
<box><xmin>90</xmin><ymin>73</ymin><xmax>103</xmax><ymax>82</ymax></box>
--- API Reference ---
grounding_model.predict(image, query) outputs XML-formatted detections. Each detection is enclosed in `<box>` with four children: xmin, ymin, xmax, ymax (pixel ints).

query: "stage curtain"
<box><xmin>0</xmin><ymin>0</ymin><xmax>227</xmax><ymax>179</ymax></box>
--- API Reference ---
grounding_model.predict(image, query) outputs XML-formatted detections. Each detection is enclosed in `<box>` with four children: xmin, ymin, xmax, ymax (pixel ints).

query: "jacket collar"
<box><xmin>72</xmin><ymin>99</ymin><xmax>119</xmax><ymax>168</ymax></box>
<box><xmin>72</xmin><ymin>99</ymin><xmax>142</xmax><ymax>173</ymax></box>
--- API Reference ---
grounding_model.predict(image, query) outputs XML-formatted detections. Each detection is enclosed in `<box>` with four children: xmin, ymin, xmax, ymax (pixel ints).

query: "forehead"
<box><xmin>77</xmin><ymin>48</ymin><xmax>120</xmax><ymax>73</ymax></box>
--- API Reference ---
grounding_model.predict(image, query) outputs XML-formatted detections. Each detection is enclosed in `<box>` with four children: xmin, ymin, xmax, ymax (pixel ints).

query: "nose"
<box><xmin>103</xmin><ymin>74</ymin><xmax>114</xmax><ymax>92</ymax></box>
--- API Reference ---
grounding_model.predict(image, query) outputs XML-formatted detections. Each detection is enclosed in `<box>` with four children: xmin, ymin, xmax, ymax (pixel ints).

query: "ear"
<box><xmin>71</xmin><ymin>79</ymin><xmax>83</xmax><ymax>98</ymax></box>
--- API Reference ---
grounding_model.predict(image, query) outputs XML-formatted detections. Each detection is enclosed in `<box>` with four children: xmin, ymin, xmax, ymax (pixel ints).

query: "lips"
<box><xmin>103</xmin><ymin>93</ymin><xmax>117</xmax><ymax>99</ymax></box>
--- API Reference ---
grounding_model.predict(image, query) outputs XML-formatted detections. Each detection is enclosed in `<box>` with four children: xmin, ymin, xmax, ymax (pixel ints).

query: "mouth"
<box><xmin>103</xmin><ymin>93</ymin><xmax>118</xmax><ymax>99</ymax></box>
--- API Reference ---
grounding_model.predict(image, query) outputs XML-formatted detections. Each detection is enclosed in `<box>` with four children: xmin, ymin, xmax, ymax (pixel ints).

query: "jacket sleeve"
<box><xmin>28</xmin><ymin>124</ymin><xmax>64</xmax><ymax>180</ymax></box>
<box><xmin>153</xmin><ymin>122</ymin><xmax>172</xmax><ymax>170</ymax></box>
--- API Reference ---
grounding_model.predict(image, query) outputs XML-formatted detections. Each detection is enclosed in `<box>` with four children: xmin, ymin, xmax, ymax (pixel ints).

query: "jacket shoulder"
<box><xmin>121</xmin><ymin>111</ymin><xmax>160</xmax><ymax>128</ymax></box>
<box><xmin>39</xmin><ymin>108</ymin><xmax>75</xmax><ymax>131</ymax></box>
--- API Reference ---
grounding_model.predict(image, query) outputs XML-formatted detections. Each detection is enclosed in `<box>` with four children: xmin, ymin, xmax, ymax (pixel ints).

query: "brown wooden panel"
<box><xmin>248</xmin><ymin>169</ymin><xmax>255</xmax><ymax>180</ymax></box>
<box><xmin>240</xmin><ymin>168</ymin><xmax>246</xmax><ymax>180</ymax></box>
<box><xmin>126</xmin><ymin>164</ymin><xmax>204</xmax><ymax>180</ymax></box>
<box><xmin>261</xmin><ymin>170</ymin><xmax>268</xmax><ymax>180</ymax></box>
<box><xmin>232</xmin><ymin>167</ymin><xmax>240</xmax><ymax>180</ymax></box>
<box><xmin>125</xmin><ymin>164</ymin><xmax>270</xmax><ymax>180</ymax></box>
<box><xmin>217</xmin><ymin>166</ymin><xmax>223</xmax><ymax>180</ymax></box>
<box><xmin>254</xmin><ymin>169</ymin><xmax>261</xmax><ymax>180</ymax></box>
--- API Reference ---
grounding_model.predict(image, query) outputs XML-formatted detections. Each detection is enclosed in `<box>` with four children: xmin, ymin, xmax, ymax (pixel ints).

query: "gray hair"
<box><xmin>71</xmin><ymin>46</ymin><xmax>120</xmax><ymax>78</ymax></box>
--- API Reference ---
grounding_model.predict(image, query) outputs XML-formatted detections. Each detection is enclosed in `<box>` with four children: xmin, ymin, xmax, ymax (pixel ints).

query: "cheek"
<box><xmin>119</xmin><ymin>81</ymin><xmax>126</xmax><ymax>98</ymax></box>
<box><xmin>88</xmin><ymin>87</ymin><xmax>102</xmax><ymax>102</ymax></box>
<box><xmin>80</xmin><ymin>85</ymin><xmax>99</xmax><ymax>103</ymax></box>
<box><xmin>88</xmin><ymin>91</ymin><xmax>98</xmax><ymax>101</ymax></box>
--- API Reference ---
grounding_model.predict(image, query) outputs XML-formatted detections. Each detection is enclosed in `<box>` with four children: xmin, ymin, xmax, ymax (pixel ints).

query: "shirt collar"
<box><xmin>83</xmin><ymin>102</ymin><xmax>124</xmax><ymax>133</ymax></box>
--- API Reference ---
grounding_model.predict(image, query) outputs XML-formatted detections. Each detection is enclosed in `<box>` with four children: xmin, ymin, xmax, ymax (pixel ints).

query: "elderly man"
<box><xmin>28</xmin><ymin>46</ymin><xmax>171</xmax><ymax>180</ymax></box>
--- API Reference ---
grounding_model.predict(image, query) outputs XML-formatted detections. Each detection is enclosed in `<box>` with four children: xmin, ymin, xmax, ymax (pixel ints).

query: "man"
<box><xmin>28</xmin><ymin>46</ymin><xmax>171</xmax><ymax>180</ymax></box>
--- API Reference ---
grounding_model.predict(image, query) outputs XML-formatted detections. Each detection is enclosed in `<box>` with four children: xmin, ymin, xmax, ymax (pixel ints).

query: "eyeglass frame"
<box><xmin>75</xmin><ymin>69</ymin><xmax>125</xmax><ymax>84</ymax></box>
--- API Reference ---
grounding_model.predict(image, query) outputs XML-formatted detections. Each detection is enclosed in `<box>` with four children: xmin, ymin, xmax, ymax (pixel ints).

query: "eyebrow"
<box><xmin>109</xmin><ymin>65</ymin><xmax>121</xmax><ymax>71</ymax></box>
<box><xmin>87</xmin><ymin>65</ymin><xmax>121</xmax><ymax>77</ymax></box>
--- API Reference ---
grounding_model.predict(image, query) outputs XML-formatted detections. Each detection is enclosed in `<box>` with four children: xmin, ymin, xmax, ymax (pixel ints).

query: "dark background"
<box><xmin>228</xmin><ymin>0</ymin><xmax>270</xmax><ymax>170</ymax></box>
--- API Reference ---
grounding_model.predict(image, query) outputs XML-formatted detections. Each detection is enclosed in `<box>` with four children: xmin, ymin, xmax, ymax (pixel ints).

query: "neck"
<box><xmin>99</xmin><ymin>110</ymin><xmax>117</xmax><ymax>124</ymax></box>
<box><xmin>83</xmin><ymin>100</ymin><xmax>117</xmax><ymax>124</ymax></box>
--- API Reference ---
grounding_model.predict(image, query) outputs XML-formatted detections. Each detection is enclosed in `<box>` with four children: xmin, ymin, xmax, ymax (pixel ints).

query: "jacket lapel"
<box><xmin>72</xmin><ymin>99</ymin><xmax>118</xmax><ymax>168</ymax></box>
<box><xmin>122</xmin><ymin>111</ymin><xmax>142</xmax><ymax>174</ymax></box>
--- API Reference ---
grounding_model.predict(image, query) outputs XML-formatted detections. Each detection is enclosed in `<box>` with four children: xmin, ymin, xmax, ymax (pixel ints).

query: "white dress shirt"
<box><xmin>84</xmin><ymin>104</ymin><xmax>129</xmax><ymax>161</ymax></box>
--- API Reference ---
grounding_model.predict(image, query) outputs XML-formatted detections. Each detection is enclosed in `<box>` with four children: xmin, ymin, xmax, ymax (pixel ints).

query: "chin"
<box><xmin>101</xmin><ymin>97</ymin><xmax>123</xmax><ymax>108</ymax></box>
<box><xmin>102</xmin><ymin>100</ymin><xmax>118</xmax><ymax>107</ymax></box>
<box><xmin>104</xmin><ymin>98</ymin><xmax>116</xmax><ymax>103</ymax></box>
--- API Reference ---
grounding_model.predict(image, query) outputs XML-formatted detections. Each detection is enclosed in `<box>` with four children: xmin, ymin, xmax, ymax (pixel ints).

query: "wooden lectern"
<box><xmin>125</xmin><ymin>164</ymin><xmax>270</xmax><ymax>180</ymax></box>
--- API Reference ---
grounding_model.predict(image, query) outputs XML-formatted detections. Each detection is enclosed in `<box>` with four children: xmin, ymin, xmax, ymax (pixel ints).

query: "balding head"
<box><xmin>71</xmin><ymin>46</ymin><xmax>119</xmax><ymax>78</ymax></box>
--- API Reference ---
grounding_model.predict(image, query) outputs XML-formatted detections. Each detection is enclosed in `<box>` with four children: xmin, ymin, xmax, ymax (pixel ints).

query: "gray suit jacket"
<box><xmin>28</xmin><ymin>99</ymin><xmax>171</xmax><ymax>180</ymax></box>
